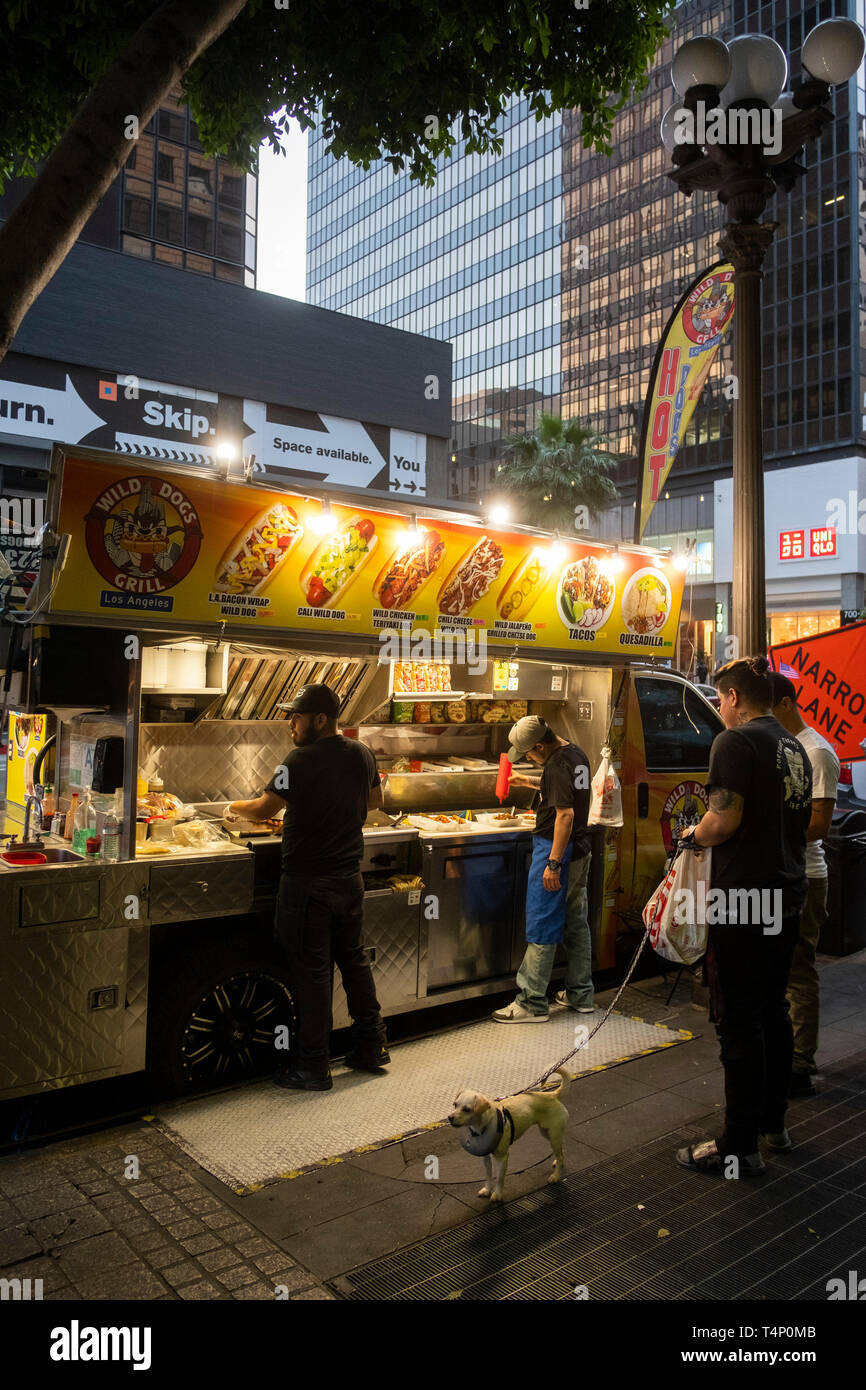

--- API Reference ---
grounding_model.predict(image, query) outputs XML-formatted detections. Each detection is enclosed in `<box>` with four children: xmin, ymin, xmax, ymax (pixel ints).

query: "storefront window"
<box><xmin>770</xmin><ymin>611</ymin><xmax>839</xmax><ymax>645</ymax></box>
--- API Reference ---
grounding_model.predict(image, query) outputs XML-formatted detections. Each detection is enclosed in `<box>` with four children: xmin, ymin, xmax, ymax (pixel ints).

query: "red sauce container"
<box><xmin>495</xmin><ymin>753</ymin><xmax>512</xmax><ymax>803</ymax></box>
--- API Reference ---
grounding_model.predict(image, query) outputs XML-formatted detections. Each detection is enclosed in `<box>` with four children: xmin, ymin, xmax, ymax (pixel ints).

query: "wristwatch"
<box><xmin>546</xmin><ymin>859</ymin><xmax>563</xmax><ymax>872</ymax></box>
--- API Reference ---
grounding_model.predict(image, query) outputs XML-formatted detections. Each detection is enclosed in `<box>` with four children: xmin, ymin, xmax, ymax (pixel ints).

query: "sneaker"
<box><xmin>789</xmin><ymin>1071</ymin><xmax>816</xmax><ymax>1098</ymax></box>
<box><xmin>344</xmin><ymin>1045</ymin><xmax>391</xmax><ymax>1071</ymax></box>
<box><xmin>554</xmin><ymin>991</ymin><xmax>594</xmax><ymax>1013</ymax></box>
<box><xmin>676</xmin><ymin>1139</ymin><xmax>766</xmax><ymax>1177</ymax></box>
<box><xmin>492</xmin><ymin>1001</ymin><xmax>548</xmax><ymax>1023</ymax></box>
<box><xmin>762</xmin><ymin>1129</ymin><xmax>792</xmax><ymax>1153</ymax></box>
<box><xmin>273</xmin><ymin>1066</ymin><xmax>332</xmax><ymax>1092</ymax></box>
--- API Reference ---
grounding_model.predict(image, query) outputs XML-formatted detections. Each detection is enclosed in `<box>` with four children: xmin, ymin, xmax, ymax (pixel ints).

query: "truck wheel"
<box><xmin>147</xmin><ymin>951</ymin><xmax>295</xmax><ymax>1097</ymax></box>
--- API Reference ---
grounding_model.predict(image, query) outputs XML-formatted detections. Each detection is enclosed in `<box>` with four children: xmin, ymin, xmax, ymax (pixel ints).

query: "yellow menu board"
<box><xmin>7</xmin><ymin>712</ymin><xmax>50</xmax><ymax>810</ymax></box>
<box><xmin>48</xmin><ymin>456</ymin><xmax>685</xmax><ymax>657</ymax></box>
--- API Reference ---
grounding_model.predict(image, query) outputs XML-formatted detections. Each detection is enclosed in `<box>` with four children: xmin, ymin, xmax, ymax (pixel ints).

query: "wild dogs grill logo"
<box><xmin>661</xmin><ymin>781</ymin><xmax>708</xmax><ymax>853</ymax></box>
<box><xmin>682</xmin><ymin>274</ymin><xmax>734</xmax><ymax>348</ymax></box>
<box><xmin>84</xmin><ymin>474</ymin><xmax>202</xmax><ymax>612</ymax></box>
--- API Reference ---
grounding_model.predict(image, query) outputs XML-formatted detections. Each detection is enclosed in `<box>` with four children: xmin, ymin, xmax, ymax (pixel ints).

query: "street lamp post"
<box><xmin>661</xmin><ymin>19</ymin><xmax>865</xmax><ymax>658</ymax></box>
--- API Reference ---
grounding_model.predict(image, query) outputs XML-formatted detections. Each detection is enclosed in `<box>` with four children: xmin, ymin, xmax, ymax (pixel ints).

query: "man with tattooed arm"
<box><xmin>675</xmin><ymin>656</ymin><xmax>812</xmax><ymax>1177</ymax></box>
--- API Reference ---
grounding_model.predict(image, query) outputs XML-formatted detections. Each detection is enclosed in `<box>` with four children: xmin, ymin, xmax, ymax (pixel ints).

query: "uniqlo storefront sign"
<box><xmin>779</xmin><ymin>529</ymin><xmax>805</xmax><ymax>561</ymax></box>
<box><xmin>778</xmin><ymin>527</ymin><xmax>837</xmax><ymax>561</ymax></box>
<box><xmin>810</xmin><ymin>526</ymin><xmax>837</xmax><ymax>558</ymax></box>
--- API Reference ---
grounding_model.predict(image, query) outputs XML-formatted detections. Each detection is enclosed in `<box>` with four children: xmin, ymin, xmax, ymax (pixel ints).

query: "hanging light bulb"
<box><xmin>309</xmin><ymin>498</ymin><xmax>338</xmax><ymax>536</ymax></box>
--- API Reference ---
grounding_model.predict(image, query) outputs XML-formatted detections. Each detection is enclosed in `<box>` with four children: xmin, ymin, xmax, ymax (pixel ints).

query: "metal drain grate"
<box><xmin>333</xmin><ymin>1053</ymin><xmax>866</xmax><ymax>1301</ymax></box>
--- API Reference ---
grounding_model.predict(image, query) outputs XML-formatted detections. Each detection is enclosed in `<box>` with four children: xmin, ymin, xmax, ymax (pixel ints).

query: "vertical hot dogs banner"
<box><xmin>634</xmin><ymin>262</ymin><xmax>735</xmax><ymax>542</ymax></box>
<box><xmin>48</xmin><ymin>455</ymin><xmax>685</xmax><ymax>655</ymax></box>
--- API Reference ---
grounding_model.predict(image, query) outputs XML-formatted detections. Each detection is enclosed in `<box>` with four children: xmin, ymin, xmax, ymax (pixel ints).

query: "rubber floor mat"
<box><xmin>332</xmin><ymin>1055</ymin><xmax>866</xmax><ymax>1300</ymax></box>
<box><xmin>153</xmin><ymin>1006</ymin><xmax>691</xmax><ymax>1190</ymax></box>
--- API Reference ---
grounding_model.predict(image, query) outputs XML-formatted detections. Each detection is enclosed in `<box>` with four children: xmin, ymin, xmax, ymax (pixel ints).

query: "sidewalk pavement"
<box><xmin>1</xmin><ymin>952</ymin><xmax>864</xmax><ymax>1300</ymax></box>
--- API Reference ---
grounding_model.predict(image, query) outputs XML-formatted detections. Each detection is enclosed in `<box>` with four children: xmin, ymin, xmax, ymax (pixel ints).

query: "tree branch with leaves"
<box><xmin>0</xmin><ymin>0</ymin><xmax>671</xmax><ymax>361</ymax></box>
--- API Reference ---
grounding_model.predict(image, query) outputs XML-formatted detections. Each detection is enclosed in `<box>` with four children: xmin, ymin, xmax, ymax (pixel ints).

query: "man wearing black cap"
<box><xmin>228</xmin><ymin>683</ymin><xmax>389</xmax><ymax>1090</ymax></box>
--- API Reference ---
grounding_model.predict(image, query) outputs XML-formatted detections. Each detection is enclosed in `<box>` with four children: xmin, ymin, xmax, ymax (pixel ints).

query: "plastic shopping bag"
<box><xmin>642</xmin><ymin>841</ymin><xmax>711</xmax><ymax>965</ymax></box>
<box><xmin>587</xmin><ymin>745</ymin><xmax>623</xmax><ymax>828</ymax></box>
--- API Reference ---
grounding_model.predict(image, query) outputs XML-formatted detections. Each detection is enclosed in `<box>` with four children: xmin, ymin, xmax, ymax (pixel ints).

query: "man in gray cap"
<box><xmin>492</xmin><ymin>715</ymin><xmax>594</xmax><ymax>1023</ymax></box>
<box><xmin>229</xmin><ymin>683</ymin><xmax>389</xmax><ymax>1089</ymax></box>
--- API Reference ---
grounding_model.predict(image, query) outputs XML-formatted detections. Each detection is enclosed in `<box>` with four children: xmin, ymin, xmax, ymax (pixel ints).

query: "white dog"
<box><xmin>448</xmin><ymin>1068</ymin><xmax>570</xmax><ymax>1202</ymax></box>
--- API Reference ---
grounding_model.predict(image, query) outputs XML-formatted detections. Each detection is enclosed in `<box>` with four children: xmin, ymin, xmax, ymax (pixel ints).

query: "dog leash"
<box><xmin>507</xmin><ymin>838</ymin><xmax>689</xmax><ymax>1098</ymax></box>
<box><xmin>501</xmin><ymin>919</ymin><xmax>654</xmax><ymax>1099</ymax></box>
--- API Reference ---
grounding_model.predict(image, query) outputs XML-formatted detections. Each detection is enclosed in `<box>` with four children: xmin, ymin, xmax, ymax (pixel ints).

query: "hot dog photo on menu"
<box><xmin>495</xmin><ymin>547</ymin><xmax>552</xmax><ymax>622</ymax></box>
<box><xmin>300</xmin><ymin>515</ymin><xmax>377</xmax><ymax>608</ymax></box>
<box><xmin>214</xmin><ymin>501</ymin><xmax>303</xmax><ymax>594</ymax></box>
<box><xmin>437</xmin><ymin>534</ymin><xmax>505</xmax><ymax>615</ymax></box>
<box><xmin>375</xmin><ymin>527</ymin><xmax>445</xmax><ymax>609</ymax></box>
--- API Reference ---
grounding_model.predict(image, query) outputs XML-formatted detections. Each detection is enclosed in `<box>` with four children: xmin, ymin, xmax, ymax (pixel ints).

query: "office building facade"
<box><xmin>1</xmin><ymin>88</ymin><xmax>257</xmax><ymax>286</ymax></box>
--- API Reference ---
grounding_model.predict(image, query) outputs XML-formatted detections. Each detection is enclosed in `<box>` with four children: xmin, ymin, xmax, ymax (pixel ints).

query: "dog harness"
<box><xmin>459</xmin><ymin>1106</ymin><xmax>516</xmax><ymax>1157</ymax></box>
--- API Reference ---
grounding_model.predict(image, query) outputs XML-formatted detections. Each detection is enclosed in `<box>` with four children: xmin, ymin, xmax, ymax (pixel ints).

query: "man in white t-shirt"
<box><xmin>769</xmin><ymin>672</ymin><xmax>841</xmax><ymax>1097</ymax></box>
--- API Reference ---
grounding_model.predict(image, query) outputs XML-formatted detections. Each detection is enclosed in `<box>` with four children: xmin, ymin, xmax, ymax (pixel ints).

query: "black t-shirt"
<box><xmin>534</xmin><ymin>742</ymin><xmax>592</xmax><ymax>857</ymax></box>
<box><xmin>707</xmin><ymin>716</ymin><xmax>812</xmax><ymax>917</ymax></box>
<box><xmin>266</xmin><ymin>735</ymin><xmax>379</xmax><ymax>877</ymax></box>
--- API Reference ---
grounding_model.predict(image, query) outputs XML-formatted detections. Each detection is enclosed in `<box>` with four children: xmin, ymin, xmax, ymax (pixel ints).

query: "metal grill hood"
<box><xmin>200</xmin><ymin>645</ymin><xmax>384</xmax><ymax>724</ymax></box>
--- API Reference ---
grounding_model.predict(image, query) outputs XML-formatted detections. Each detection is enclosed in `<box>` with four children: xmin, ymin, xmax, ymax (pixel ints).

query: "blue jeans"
<box><xmin>516</xmin><ymin>851</ymin><xmax>594</xmax><ymax>1015</ymax></box>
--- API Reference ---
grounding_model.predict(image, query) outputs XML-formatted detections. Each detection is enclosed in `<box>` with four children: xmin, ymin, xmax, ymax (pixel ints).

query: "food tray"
<box><xmin>401</xmin><ymin>814</ymin><xmax>483</xmax><ymax>834</ymax></box>
<box><xmin>225</xmin><ymin>826</ymin><xmax>282</xmax><ymax>840</ymax></box>
<box><xmin>474</xmin><ymin>811</ymin><xmax>536</xmax><ymax>828</ymax></box>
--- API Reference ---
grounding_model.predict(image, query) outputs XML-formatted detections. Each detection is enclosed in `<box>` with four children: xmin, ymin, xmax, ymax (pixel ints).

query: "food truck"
<box><xmin>0</xmin><ymin>444</ymin><xmax>723</xmax><ymax>1100</ymax></box>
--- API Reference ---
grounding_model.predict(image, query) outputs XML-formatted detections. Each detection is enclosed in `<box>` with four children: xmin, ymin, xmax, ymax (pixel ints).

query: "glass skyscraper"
<box><xmin>307</xmin><ymin>98</ymin><xmax>562</xmax><ymax>500</ymax></box>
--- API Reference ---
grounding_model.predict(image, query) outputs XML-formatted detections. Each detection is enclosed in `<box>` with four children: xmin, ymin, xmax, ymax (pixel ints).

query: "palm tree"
<box><xmin>495</xmin><ymin>413</ymin><xmax>619</xmax><ymax>532</ymax></box>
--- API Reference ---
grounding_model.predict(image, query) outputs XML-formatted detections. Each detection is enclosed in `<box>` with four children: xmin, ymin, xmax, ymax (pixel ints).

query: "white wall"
<box><xmin>713</xmin><ymin>457</ymin><xmax>866</xmax><ymax>590</ymax></box>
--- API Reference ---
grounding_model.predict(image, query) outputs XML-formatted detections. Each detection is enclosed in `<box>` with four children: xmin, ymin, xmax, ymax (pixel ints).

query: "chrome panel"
<box><xmin>421</xmin><ymin>833</ymin><xmax>531</xmax><ymax>990</ymax></box>
<box><xmin>123</xmin><ymin>924</ymin><xmax>150</xmax><ymax>1076</ymax></box>
<box><xmin>21</xmin><ymin>877</ymin><xmax>100</xmax><ymax>927</ymax></box>
<box><xmin>139</xmin><ymin>722</ymin><xmax>292</xmax><ymax>803</ymax></box>
<box><xmin>147</xmin><ymin>853</ymin><xmax>255</xmax><ymax>923</ymax></box>
<box><xmin>0</xmin><ymin>928</ymin><xmax>130</xmax><ymax>1094</ymax></box>
<box><xmin>333</xmin><ymin>889</ymin><xmax>422</xmax><ymax>1029</ymax></box>
<box><xmin>0</xmin><ymin>861</ymin><xmax>151</xmax><ymax>933</ymax></box>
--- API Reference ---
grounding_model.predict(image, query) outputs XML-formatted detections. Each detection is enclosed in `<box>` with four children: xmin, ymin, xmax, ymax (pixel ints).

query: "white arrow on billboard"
<box><xmin>114</xmin><ymin>433</ymin><xmax>218</xmax><ymax>465</ymax></box>
<box><xmin>0</xmin><ymin>374</ymin><xmax>106</xmax><ymax>443</ymax></box>
<box><xmin>245</xmin><ymin>401</ymin><xmax>388</xmax><ymax>487</ymax></box>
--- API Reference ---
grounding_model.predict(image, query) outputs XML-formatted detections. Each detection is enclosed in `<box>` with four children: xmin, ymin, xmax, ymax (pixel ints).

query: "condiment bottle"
<box><xmin>73</xmin><ymin>791</ymin><xmax>93</xmax><ymax>855</ymax></box>
<box><xmin>102</xmin><ymin>789</ymin><xmax>122</xmax><ymax>863</ymax></box>
<box><xmin>41</xmin><ymin>784</ymin><xmax>56</xmax><ymax>829</ymax></box>
<box><xmin>64</xmin><ymin>792</ymin><xmax>80</xmax><ymax>842</ymax></box>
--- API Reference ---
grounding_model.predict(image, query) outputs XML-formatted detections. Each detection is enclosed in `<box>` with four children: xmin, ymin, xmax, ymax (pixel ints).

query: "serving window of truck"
<box><xmin>0</xmin><ymin>445</ymin><xmax>722</xmax><ymax>1102</ymax></box>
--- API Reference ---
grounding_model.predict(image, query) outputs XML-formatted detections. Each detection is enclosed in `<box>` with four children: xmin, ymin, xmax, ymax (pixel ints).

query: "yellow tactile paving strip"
<box><xmin>153</xmin><ymin>1008</ymin><xmax>693</xmax><ymax>1193</ymax></box>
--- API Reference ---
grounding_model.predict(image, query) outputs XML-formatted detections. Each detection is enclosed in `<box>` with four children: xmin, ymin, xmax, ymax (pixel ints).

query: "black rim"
<box><xmin>179</xmin><ymin>970</ymin><xmax>293</xmax><ymax>1085</ymax></box>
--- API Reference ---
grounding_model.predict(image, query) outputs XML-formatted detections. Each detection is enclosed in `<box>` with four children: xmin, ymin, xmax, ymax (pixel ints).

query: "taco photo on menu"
<box><xmin>557</xmin><ymin>555</ymin><xmax>616</xmax><ymax>631</ymax></box>
<box><xmin>214</xmin><ymin>500</ymin><xmax>303</xmax><ymax>595</ymax></box>
<box><xmin>374</xmin><ymin>527</ymin><xmax>445</xmax><ymax>610</ymax></box>
<box><xmin>299</xmin><ymin>515</ymin><xmax>377</xmax><ymax>609</ymax></box>
<box><xmin>437</xmin><ymin>535</ymin><xmax>505</xmax><ymax>616</ymax></box>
